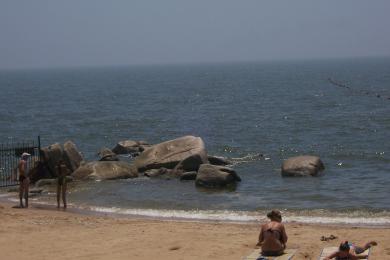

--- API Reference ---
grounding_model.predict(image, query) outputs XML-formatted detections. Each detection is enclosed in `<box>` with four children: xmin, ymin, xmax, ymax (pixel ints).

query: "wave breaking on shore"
<box><xmin>4</xmin><ymin>194</ymin><xmax>389</xmax><ymax>226</ymax></box>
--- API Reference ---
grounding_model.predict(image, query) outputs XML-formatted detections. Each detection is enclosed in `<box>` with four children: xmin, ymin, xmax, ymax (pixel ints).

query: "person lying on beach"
<box><xmin>56</xmin><ymin>160</ymin><xmax>68</xmax><ymax>209</ymax></box>
<box><xmin>256</xmin><ymin>210</ymin><xmax>288</xmax><ymax>256</ymax></box>
<box><xmin>324</xmin><ymin>240</ymin><xmax>377</xmax><ymax>260</ymax></box>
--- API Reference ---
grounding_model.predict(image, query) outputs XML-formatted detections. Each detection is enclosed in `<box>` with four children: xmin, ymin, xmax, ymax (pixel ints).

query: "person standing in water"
<box><xmin>18</xmin><ymin>152</ymin><xmax>31</xmax><ymax>208</ymax></box>
<box><xmin>56</xmin><ymin>160</ymin><xmax>68</xmax><ymax>209</ymax></box>
<box><xmin>256</xmin><ymin>210</ymin><xmax>288</xmax><ymax>256</ymax></box>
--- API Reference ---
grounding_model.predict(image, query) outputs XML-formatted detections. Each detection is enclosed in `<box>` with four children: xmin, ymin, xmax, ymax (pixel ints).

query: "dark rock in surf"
<box><xmin>63</xmin><ymin>141</ymin><xmax>83</xmax><ymax>171</ymax></box>
<box><xmin>98</xmin><ymin>147</ymin><xmax>119</xmax><ymax>161</ymax></box>
<box><xmin>40</xmin><ymin>141</ymin><xmax>84</xmax><ymax>178</ymax></box>
<box><xmin>72</xmin><ymin>161</ymin><xmax>138</xmax><ymax>180</ymax></box>
<box><xmin>195</xmin><ymin>164</ymin><xmax>241</xmax><ymax>188</ymax></box>
<box><xmin>144</xmin><ymin>167</ymin><xmax>177</xmax><ymax>179</ymax></box>
<box><xmin>34</xmin><ymin>178</ymin><xmax>56</xmax><ymax>187</ymax></box>
<box><xmin>180</xmin><ymin>171</ymin><xmax>197</xmax><ymax>181</ymax></box>
<box><xmin>40</xmin><ymin>143</ymin><xmax>64</xmax><ymax>176</ymax></box>
<box><xmin>281</xmin><ymin>155</ymin><xmax>325</xmax><ymax>177</ymax></box>
<box><xmin>173</xmin><ymin>153</ymin><xmax>205</xmax><ymax>174</ymax></box>
<box><xmin>28</xmin><ymin>161</ymin><xmax>52</xmax><ymax>183</ymax></box>
<box><xmin>133</xmin><ymin>136</ymin><xmax>208</xmax><ymax>172</ymax></box>
<box><xmin>112</xmin><ymin>140</ymin><xmax>151</xmax><ymax>156</ymax></box>
<box><xmin>207</xmin><ymin>155</ymin><xmax>231</xmax><ymax>166</ymax></box>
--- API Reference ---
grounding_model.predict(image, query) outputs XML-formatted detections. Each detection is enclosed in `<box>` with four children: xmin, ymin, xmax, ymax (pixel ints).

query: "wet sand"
<box><xmin>0</xmin><ymin>202</ymin><xmax>389</xmax><ymax>260</ymax></box>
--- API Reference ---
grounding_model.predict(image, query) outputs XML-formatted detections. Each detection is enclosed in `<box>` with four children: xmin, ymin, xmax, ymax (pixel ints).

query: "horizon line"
<box><xmin>1</xmin><ymin>54</ymin><xmax>390</xmax><ymax>72</ymax></box>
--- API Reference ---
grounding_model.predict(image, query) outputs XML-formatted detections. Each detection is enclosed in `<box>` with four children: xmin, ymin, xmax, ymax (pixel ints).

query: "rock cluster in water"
<box><xmin>30</xmin><ymin>136</ymin><xmax>240</xmax><ymax>189</ymax></box>
<box><xmin>29</xmin><ymin>136</ymin><xmax>326</xmax><ymax>191</ymax></box>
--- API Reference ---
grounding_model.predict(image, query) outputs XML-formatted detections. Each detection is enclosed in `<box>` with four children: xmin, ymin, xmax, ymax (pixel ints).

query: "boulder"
<box><xmin>41</xmin><ymin>143</ymin><xmax>63</xmax><ymax>176</ymax></box>
<box><xmin>208</xmin><ymin>155</ymin><xmax>231</xmax><ymax>166</ymax></box>
<box><xmin>72</xmin><ymin>161</ymin><xmax>138</xmax><ymax>180</ymax></box>
<box><xmin>195</xmin><ymin>164</ymin><xmax>241</xmax><ymax>188</ymax></box>
<box><xmin>112</xmin><ymin>140</ymin><xmax>150</xmax><ymax>156</ymax></box>
<box><xmin>63</xmin><ymin>141</ymin><xmax>84</xmax><ymax>171</ymax></box>
<box><xmin>134</xmin><ymin>136</ymin><xmax>208</xmax><ymax>172</ymax></box>
<box><xmin>28</xmin><ymin>161</ymin><xmax>53</xmax><ymax>183</ymax></box>
<box><xmin>98</xmin><ymin>147</ymin><xmax>119</xmax><ymax>161</ymax></box>
<box><xmin>180</xmin><ymin>171</ymin><xmax>197</xmax><ymax>181</ymax></box>
<box><xmin>281</xmin><ymin>155</ymin><xmax>325</xmax><ymax>177</ymax></box>
<box><xmin>173</xmin><ymin>153</ymin><xmax>205</xmax><ymax>174</ymax></box>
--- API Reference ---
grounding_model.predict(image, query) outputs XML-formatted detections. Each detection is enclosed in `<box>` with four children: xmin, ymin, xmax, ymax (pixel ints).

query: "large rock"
<box><xmin>41</xmin><ymin>141</ymin><xmax>84</xmax><ymax>177</ymax></box>
<box><xmin>195</xmin><ymin>164</ymin><xmax>241</xmax><ymax>188</ymax></box>
<box><xmin>63</xmin><ymin>141</ymin><xmax>84</xmax><ymax>171</ymax></box>
<box><xmin>41</xmin><ymin>143</ymin><xmax>63</xmax><ymax>176</ymax></box>
<box><xmin>72</xmin><ymin>161</ymin><xmax>138</xmax><ymax>180</ymax></box>
<box><xmin>133</xmin><ymin>136</ymin><xmax>208</xmax><ymax>172</ymax></box>
<box><xmin>173</xmin><ymin>153</ymin><xmax>205</xmax><ymax>174</ymax></box>
<box><xmin>112</xmin><ymin>140</ymin><xmax>150</xmax><ymax>156</ymax></box>
<box><xmin>28</xmin><ymin>161</ymin><xmax>52</xmax><ymax>183</ymax></box>
<box><xmin>281</xmin><ymin>155</ymin><xmax>325</xmax><ymax>177</ymax></box>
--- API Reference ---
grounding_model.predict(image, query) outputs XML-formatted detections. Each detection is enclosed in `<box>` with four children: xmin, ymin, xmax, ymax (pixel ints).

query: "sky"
<box><xmin>1</xmin><ymin>0</ymin><xmax>390</xmax><ymax>69</ymax></box>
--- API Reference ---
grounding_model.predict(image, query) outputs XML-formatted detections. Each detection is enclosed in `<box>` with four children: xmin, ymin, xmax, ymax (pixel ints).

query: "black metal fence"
<box><xmin>0</xmin><ymin>137</ymin><xmax>41</xmax><ymax>187</ymax></box>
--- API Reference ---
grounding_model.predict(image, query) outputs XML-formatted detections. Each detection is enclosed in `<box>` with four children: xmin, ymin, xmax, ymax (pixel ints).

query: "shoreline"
<box><xmin>1</xmin><ymin>191</ymin><xmax>390</xmax><ymax>228</ymax></box>
<box><xmin>1</xmin><ymin>201</ymin><xmax>390</xmax><ymax>259</ymax></box>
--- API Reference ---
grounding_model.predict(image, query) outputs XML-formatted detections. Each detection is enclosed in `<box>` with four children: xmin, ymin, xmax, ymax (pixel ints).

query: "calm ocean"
<box><xmin>1</xmin><ymin>57</ymin><xmax>389</xmax><ymax>225</ymax></box>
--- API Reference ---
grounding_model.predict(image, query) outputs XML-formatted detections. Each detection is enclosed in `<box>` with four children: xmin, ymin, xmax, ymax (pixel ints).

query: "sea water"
<box><xmin>1</xmin><ymin>57</ymin><xmax>389</xmax><ymax>225</ymax></box>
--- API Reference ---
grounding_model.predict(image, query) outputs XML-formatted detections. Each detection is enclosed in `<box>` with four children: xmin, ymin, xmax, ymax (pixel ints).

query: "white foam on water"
<box><xmin>3</xmin><ymin>196</ymin><xmax>390</xmax><ymax>226</ymax></box>
<box><xmin>84</xmin><ymin>206</ymin><xmax>390</xmax><ymax>226</ymax></box>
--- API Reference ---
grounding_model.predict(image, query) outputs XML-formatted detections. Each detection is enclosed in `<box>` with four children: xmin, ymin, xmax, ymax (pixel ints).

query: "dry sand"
<box><xmin>0</xmin><ymin>202</ymin><xmax>389</xmax><ymax>260</ymax></box>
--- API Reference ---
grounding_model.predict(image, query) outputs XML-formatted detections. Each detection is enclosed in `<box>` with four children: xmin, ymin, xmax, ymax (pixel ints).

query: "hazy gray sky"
<box><xmin>1</xmin><ymin>0</ymin><xmax>390</xmax><ymax>69</ymax></box>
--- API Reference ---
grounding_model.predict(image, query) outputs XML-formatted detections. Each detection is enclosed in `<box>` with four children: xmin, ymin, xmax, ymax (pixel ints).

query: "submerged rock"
<box><xmin>195</xmin><ymin>164</ymin><xmax>241</xmax><ymax>188</ymax></box>
<box><xmin>281</xmin><ymin>155</ymin><xmax>325</xmax><ymax>177</ymax></box>
<box><xmin>72</xmin><ymin>161</ymin><xmax>138</xmax><ymax>180</ymax></box>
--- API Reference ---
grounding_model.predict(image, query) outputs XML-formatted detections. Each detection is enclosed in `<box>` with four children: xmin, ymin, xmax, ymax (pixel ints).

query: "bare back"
<box><xmin>259</xmin><ymin>221</ymin><xmax>288</xmax><ymax>253</ymax></box>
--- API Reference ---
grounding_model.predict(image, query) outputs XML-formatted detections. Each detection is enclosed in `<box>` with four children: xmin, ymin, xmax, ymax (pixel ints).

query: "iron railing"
<box><xmin>0</xmin><ymin>136</ymin><xmax>41</xmax><ymax>187</ymax></box>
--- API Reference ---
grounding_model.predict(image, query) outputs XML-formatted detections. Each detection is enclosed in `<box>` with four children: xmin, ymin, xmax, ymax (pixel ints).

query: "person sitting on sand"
<box><xmin>256</xmin><ymin>210</ymin><xmax>288</xmax><ymax>256</ymax></box>
<box><xmin>56</xmin><ymin>160</ymin><xmax>68</xmax><ymax>209</ymax></box>
<box><xmin>324</xmin><ymin>240</ymin><xmax>377</xmax><ymax>260</ymax></box>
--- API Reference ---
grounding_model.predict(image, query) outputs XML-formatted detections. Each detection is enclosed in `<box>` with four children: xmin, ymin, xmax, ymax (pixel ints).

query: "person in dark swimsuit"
<box><xmin>56</xmin><ymin>160</ymin><xmax>68</xmax><ymax>209</ymax></box>
<box><xmin>18</xmin><ymin>152</ymin><xmax>30</xmax><ymax>208</ymax></box>
<box><xmin>324</xmin><ymin>240</ymin><xmax>377</xmax><ymax>260</ymax></box>
<box><xmin>256</xmin><ymin>210</ymin><xmax>288</xmax><ymax>256</ymax></box>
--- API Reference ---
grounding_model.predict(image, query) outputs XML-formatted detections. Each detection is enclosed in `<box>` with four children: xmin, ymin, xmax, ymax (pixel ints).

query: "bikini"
<box><xmin>261</xmin><ymin>229</ymin><xmax>285</xmax><ymax>256</ymax></box>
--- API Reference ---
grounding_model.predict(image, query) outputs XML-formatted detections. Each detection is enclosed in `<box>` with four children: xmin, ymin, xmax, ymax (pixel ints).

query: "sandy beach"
<box><xmin>0</xmin><ymin>202</ymin><xmax>389</xmax><ymax>260</ymax></box>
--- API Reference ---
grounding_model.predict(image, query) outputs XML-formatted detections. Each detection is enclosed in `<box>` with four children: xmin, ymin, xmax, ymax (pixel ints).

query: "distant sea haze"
<box><xmin>1</xmin><ymin>58</ymin><xmax>389</xmax><ymax>224</ymax></box>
